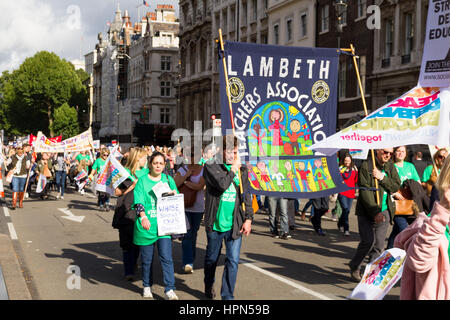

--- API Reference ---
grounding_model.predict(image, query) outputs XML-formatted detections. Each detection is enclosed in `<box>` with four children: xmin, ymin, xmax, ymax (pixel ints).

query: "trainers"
<box><xmin>61</xmin><ymin>196</ymin><xmax>64</xmax><ymax>200</ymax></box>
<box><xmin>338</xmin><ymin>226</ymin><xmax>344</xmax><ymax>233</ymax></box>
<box><xmin>165</xmin><ymin>289</ymin><xmax>179</xmax><ymax>300</ymax></box>
<box><xmin>271</xmin><ymin>233</ymin><xmax>280</xmax><ymax>238</ymax></box>
<box><xmin>205</xmin><ymin>285</ymin><xmax>216</xmax><ymax>299</ymax></box>
<box><xmin>280</xmin><ymin>233</ymin><xmax>292</xmax><ymax>240</ymax></box>
<box><xmin>344</xmin><ymin>230</ymin><xmax>350</xmax><ymax>236</ymax></box>
<box><xmin>350</xmin><ymin>269</ymin><xmax>362</xmax><ymax>282</ymax></box>
<box><xmin>331</xmin><ymin>213</ymin><xmax>338</xmax><ymax>221</ymax></box>
<box><xmin>184</xmin><ymin>264</ymin><xmax>194</xmax><ymax>274</ymax></box>
<box><xmin>316</xmin><ymin>229</ymin><xmax>326</xmax><ymax>236</ymax></box>
<box><xmin>56</xmin><ymin>194</ymin><xmax>60</xmax><ymax>199</ymax></box>
<box><xmin>143</xmin><ymin>287</ymin><xmax>153</xmax><ymax>298</ymax></box>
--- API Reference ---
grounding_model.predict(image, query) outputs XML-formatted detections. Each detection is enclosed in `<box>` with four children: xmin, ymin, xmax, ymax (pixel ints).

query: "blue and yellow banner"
<box><xmin>219</xmin><ymin>41</ymin><xmax>349</xmax><ymax>198</ymax></box>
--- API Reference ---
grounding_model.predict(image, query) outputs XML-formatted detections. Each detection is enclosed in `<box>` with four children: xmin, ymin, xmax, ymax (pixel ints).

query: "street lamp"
<box><xmin>334</xmin><ymin>0</ymin><xmax>347</xmax><ymax>49</ymax></box>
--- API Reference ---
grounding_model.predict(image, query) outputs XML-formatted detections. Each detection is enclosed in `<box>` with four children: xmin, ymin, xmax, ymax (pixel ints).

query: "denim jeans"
<box><xmin>387</xmin><ymin>216</ymin><xmax>410</xmax><ymax>249</ymax></box>
<box><xmin>182</xmin><ymin>211</ymin><xmax>204</xmax><ymax>267</ymax></box>
<box><xmin>55</xmin><ymin>171</ymin><xmax>66</xmax><ymax>196</ymax></box>
<box><xmin>98</xmin><ymin>193</ymin><xmax>110</xmax><ymax>207</ymax></box>
<box><xmin>338</xmin><ymin>194</ymin><xmax>353</xmax><ymax>232</ymax></box>
<box><xmin>204</xmin><ymin>229</ymin><xmax>242</xmax><ymax>300</ymax></box>
<box><xmin>268</xmin><ymin>197</ymin><xmax>289</xmax><ymax>235</ymax></box>
<box><xmin>140</xmin><ymin>238</ymin><xmax>176</xmax><ymax>292</ymax></box>
<box><xmin>301</xmin><ymin>199</ymin><xmax>315</xmax><ymax>217</ymax></box>
<box><xmin>11</xmin><ymin>177</ymin><xmax>26</xmax><ymax>192</ymax></box>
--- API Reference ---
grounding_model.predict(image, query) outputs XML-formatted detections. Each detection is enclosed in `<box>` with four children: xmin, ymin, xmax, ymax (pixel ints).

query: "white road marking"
<box><xmin>7</xmin><ymin>223</ymin><xmax>18</xmax><ymax>240</ymax></box>
<box><xmin>240</xmin><ymin>258</ymin><xmax>334</xmax><ymax>300</ymax></box>
<box><xmin>57</xmin><ymin>208</ymin><xmax>85</xmax><ymax>223</ymax></box>
<box><xmin>2</xmin><ymin>205</ymin><xmax>9</xmax><ymax>217</ymax></box>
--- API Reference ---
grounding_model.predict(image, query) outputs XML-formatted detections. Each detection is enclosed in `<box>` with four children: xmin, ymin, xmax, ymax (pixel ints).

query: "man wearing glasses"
<box><xmin>348</xmin><ymin>148</ymin><xmax>401</xmax><ymax>282</ymax></box>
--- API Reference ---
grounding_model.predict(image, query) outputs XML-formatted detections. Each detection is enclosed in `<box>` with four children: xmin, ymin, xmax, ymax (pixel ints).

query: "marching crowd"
<box><xmin>1</xmin><ymin>139</ymin><xmax>450</xmax><ymax>300</ymax></box>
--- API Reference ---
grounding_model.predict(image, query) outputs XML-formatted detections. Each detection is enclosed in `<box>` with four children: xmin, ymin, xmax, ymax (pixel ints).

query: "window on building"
<box><xmin>286</xmin><ymin>18</ymin><xmax>293</xmax><ymax>42</ymax></box>
<box><xmin>321</xmin><ymin>5</ymin><xmax>329</xmax><ymax>33</ymax></box>
<box><xmin>263</xmin><ymin>0</ymin><xmax>267</xmax><ymax>10</ymax></box>
<box><xmin>273</xmin><ymin>24</ymin><xmax>279</xmax><ymax>44</ymax></box>
<box><xmin>161</xmin><ymin>56</ymin><xmax>171</xmax><ymax>71</ymax></box>
<box><xmin>339</xmin><ymin>60</ymin><xmax>346</xmax><ymax>98</ymax></box>
<box><xmin>160</xmin><ymin>81</ymin><xmax>171</xmax><ymax>97</ymax></box>
<box><xmin>242</xmin><ymin>1</ymin><xmax>247</xmax><ymax>25</ymax></box>
<box><xmin>385</xmin><ymin>19</ymin><xmax>394</xmax><ymax>59</ymax></box>
<box><xmin>252</xmin><ymin>0</ymin><xmax>257</xmax><ymax>21</ymax></box>
<box><xmin>404</xmin><ymin>12</ymin><xmax>414</xmax><ymax>56</ymax></box>
<box><xmin>356</xmin><ymin>56</ymin><xmax>366</xmax><ymax>96</ymax></box>
<box><xmin>160</xmin><ymin>107</ymin><xmax>171</xmax><ymax>124</ymax></box>
<box><xmin>300</xmin><ymin>11</ymin><xmax>308</xmax><ymax>37</ymax></box>
<box><xmin>357</xmin><ymin>0</ymin><xmax>367</xmax><ymax>19</ymax></box>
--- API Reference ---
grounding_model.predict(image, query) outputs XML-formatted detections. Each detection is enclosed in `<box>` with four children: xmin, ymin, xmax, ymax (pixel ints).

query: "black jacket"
<box><xmin>203</xmin><ymin>160</ymin><xmax>254</xmax><ymax>240</ymax></box>
<box><xmin>112</xmin><ymin>179</ymin><xmax>136</xmax><ymax>229</ymax></box>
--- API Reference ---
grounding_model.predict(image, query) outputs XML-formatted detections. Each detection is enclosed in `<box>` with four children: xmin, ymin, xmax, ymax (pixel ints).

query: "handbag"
<box><xmin>43</xmin><ymin>164</ymin><xmax>52</xmax><ymax>178</ymax></box>
<box><xmin>394</xmin><ymin>186</ymin><xmax>415</xmax><ymax>216</ymax></box>
<box><xmin>178</xmin><ymin>183</ymin><xmax>197</xmax><ymax>208</ymax></box>
<box><xmin>6</xmin><ymin>170</ymin><xmax>14</xmax><ymax>183</ymax></box>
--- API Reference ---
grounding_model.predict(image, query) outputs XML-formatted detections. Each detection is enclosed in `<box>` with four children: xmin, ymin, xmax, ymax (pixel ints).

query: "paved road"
<box><xmin>0</xmin><ymin>185</ymin><xmax>400</xmax><ymax>300</ymax></box>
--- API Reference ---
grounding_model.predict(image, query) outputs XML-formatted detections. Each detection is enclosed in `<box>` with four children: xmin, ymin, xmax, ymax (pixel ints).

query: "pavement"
<box><xmin>0</xmin><ymin>230</ymin><xmax>32</xmax><ymax>300</ymax></box>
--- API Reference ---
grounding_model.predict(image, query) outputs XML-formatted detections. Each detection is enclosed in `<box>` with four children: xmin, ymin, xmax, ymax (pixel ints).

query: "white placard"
<box><xmin>152</xmin><ymin>181</ymin><xmax>172</xmax><ymax>199</ymax></box>
<box><xmin>157</xmin><ymin>194</ymin><xmax>187</xmax><ymax>236</ymax></box>
<box><xmin>418</xmin><ymin>0</ymin><xmax>450</xmax><ymax>87</ymax></box>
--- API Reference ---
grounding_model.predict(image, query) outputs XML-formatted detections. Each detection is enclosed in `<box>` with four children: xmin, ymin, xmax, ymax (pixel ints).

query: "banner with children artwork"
<box><xmin>219</xmin><ymin>42</ymin><xmax>349</xmax><ymax>197</ymax></box>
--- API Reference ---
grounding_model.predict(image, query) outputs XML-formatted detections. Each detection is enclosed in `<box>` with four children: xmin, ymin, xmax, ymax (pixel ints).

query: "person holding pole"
<box><xmin>422</xmin><ymin>148</ymin><xmax>448</xmax><ymax>196</ymax></box>
<box><xmin>202</xmin><ymin>134</ymin><xmax>254</xmax><ymax>300</ymax></box>
<box><xmin>348</xmin><ymin>148</ymin><xmax>401</xmax><ymax>281</ymax></box>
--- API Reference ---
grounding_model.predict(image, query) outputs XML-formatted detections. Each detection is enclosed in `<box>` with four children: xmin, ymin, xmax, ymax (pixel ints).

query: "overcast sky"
<box><xmin>0</xmin><ymin>0</ymin><xmax>179</xmax><ymax>73</ymax></box>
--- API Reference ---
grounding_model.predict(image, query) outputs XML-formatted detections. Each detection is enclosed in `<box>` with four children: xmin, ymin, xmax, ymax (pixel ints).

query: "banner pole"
<box><xmin>218</xmin><ymin>29</ymin><xmax>246</xmax><ymax>212</ymax></box>
<box><xmin>349</xmin><ymin>44</ymin><xmax>380</xmax><ymax>206</ymax></box>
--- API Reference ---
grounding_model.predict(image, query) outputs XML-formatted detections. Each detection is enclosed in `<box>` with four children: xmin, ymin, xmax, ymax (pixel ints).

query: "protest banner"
<box><xmin>310</xmin><ymin>86</ymin><xmax>450</xmax><ymax>155</ymax></box>
<box><xmin>74</xmin><ymin>170</ymin><xmax>88</xmax><ymax>182</ymax></box>
<box><xmin>35</xmin><ymin>174</ymin><xmax>47</xmax><ymax>194</ymax></box>
<box><xmin>95</xmin><ymin>152</ymin><xmax>130</xmax><ymax>196</ymax></box>
<box><xmin>34</xmin><ymin>129</ymin><xmax>94</xmax><ymax>153</ymax></box>
<box><xmin>418</xmin><ymin>0</ymin><xmax>450</xmax><ymax>87</ymax></box>
<box><xmin>348</xmin><ymin>149</ymin><xmax>369</xmax><ymax>160</ymax></box>
<box><xmin>219</xmin><ymin>41</ymin><xmax>348</xmax><ymax>198</ymax></box>
<box><xmin>156</xmin><ymin>194</ymin><xmax>187</xmax><ymax>236</ymax></box>
<box><xmin>347</xmin><ymin>248</ymin><xmax>406</xmax><ymax>300</ymax></box>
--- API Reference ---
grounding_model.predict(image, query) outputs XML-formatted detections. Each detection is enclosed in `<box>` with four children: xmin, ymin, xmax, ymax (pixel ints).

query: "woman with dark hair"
<box><xmin>337</xmin><ymin>153</ymin><xmax>358</xmax><ymax>236</ymax></box>
<box><xmin>6</xmin><ymin>147</ymin><xmax>30</xmax><ymax>209</ymax></box>
<box><xmin>133</xmin><ymin>152</ymin><xmax>180</xmax><ymax>300</ymax></box>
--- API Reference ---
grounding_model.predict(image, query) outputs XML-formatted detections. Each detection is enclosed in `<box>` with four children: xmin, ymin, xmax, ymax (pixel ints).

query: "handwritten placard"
<box><xmin>157</xmin><ymin>194</ymin><xmax>187</xmax><ymax>236</ymax></box>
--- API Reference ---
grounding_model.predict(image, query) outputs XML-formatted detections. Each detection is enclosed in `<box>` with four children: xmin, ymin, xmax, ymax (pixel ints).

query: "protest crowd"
<box><xmin>1</xmin><ymin>129</ymin><xmax>449</xmax><ymax>300</ymax></box>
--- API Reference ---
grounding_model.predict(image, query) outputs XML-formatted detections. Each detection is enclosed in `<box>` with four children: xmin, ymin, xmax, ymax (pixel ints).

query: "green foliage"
<box><xmin>52</xmin><ymin>103</ymin><xmax>79</xmax><ymax>138</ymax></box>
<box><xmin>1</xmin><ymin>51</ymin><xmax>88</xmax><ymax>137</ymax></box>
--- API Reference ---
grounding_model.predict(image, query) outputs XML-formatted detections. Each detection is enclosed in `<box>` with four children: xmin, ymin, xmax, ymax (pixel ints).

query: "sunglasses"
<box><xmin>381</xmin><ymin>150</ymin><xmax>393</xmax><ymax>156</ymax></box>
<box><xmin>437</xmin><ymin>155</ymin><xmax>447</xmax><ymax>160</ymax></box>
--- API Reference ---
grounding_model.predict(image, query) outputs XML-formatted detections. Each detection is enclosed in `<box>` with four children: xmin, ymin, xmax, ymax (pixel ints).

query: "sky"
<box><xmin>0</xmin><ymin>0</ymin><xmax>179</xmax><ymax>73</ymax></box>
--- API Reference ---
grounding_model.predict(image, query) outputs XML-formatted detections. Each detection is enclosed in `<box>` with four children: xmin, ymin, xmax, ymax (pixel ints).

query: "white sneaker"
<box><xmin>165</xmin><ymin>289</ymin><xmax>179</xmax><ymax>300</ymax></box>
<box><xmin>338</xmin><ymin>226</ymin><xmax>344</xmax><ymax>233</ymax></box>
<box><xmin>25</xmin><ymin>192</ymin><xmax>29</xmax><ymax>199</ymax></box>
<box><xmin>80</xmin><ymin>190</ymin><xmax>85</xmax><ymax>195</ymax></box>
<box><xmin>143</xmin><ymin>287</ymin><xmax>153</xmax><ymax>298</ymax></box>
<box><xmin>184</xmin><ymin>264</ymin><xmax>194</xmax><ymax>274</ymax></box>
<box><xmin>61</xmin><ymin>196</ymin><xmax>64</xmax><ymax>200</ymax></box>
<box><xmin>344</xmin><ymin>231</ymin><xmax>350</xmax><ymax>236</ymax></box>
<box><xmin>56</xmin><ymin>193</ymin><xmax>60</xmax><ymax>199</ymax></box>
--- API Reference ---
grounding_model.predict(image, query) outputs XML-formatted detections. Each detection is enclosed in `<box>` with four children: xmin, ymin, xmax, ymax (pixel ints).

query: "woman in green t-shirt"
<box><xmin>133</xmin><ymin>152</ymin><xmax>179</xmax><ymax>300</ymax></box>
<box><xmin>89</xmin><ymin>148</ymin><xmax>110</xmax><ymax>211</ymax></box>
<box><xmin>387</xmin><ymin>145</ymin><xmax>421</xmax><ymax>249</ymax></box>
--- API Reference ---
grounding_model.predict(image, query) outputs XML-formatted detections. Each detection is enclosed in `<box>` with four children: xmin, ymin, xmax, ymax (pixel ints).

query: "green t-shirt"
<box><xmin>422</xmin><ymin>165</ymin><xmax>440</xmax><ymax>183</ymax></box>
<box><xmin>394</xmin><ymin>161</ymin><xmax>421</xmax><ymax>184</ymax></box>
<box><xmin>76</xmin><ymin>154</ymin><xmax>91</xmax><ymax>163</ymax></box>
<box><xmin>381</xmin><ymin>168</ymin><xmax>388</xmax><ymax>213</ymax></box>
<box><xmin>92</xmin><ymin>158</ymin><xmax>106</xmax><ymax>173</ymax></box>
<box><xmin>213</xmin><ymin>164</ymin><xmax>240</xmax><ymax>232</ymax></box>
<box><xmin>125</xmin><ymin>167</ymin><xmax>149</xmax><ymax>182</ymax></box>
<box><xmin>133</xmin><ymin>173</ymin><xmax>178</xmax><ymax>246</ymax></box>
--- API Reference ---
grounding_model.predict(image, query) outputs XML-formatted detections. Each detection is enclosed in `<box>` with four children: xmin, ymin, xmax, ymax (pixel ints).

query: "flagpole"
<box><xmin>218</xmin><ymin>29</ymin><xmax>246</xmax><ymax>212</ymax></box>
<box><xmin>349</xmin><ymin>43</ymin><xmax>380</xmax><ymax>206</ymax></box>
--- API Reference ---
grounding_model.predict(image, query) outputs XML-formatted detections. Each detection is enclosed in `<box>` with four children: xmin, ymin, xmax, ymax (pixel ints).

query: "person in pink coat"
<box><xmin>394</xmin><ymin>156</ymin><xmax>450</xmax><ymax>300</ymax></box>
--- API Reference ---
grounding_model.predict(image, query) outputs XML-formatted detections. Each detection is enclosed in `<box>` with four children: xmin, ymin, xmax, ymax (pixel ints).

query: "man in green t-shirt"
<box><xmin>202</xmin><ymin>135</ymin><xmax>254</xmax><ymax>300</ymax></box>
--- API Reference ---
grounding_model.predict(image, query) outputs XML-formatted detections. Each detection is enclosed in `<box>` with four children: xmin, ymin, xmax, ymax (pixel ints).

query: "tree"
<box><xmin>52</xmin><ymin>103</ymin><xmax>79</xmax><ymax>138</ymax></box>
<box><xmin>2</xmin><ymin>51</ymin><xmax>87</xmax><ymax>137</ymax></box>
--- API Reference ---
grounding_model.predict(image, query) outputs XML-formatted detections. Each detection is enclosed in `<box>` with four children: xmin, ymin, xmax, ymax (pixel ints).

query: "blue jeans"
<box><xmin>338</xmin><ymin>194</ymin><xmax>353</xmax><ymax>232</ymax></box>
<box><xmin>11</xmin><ymin>177</ymin><xmax>26</xmax><ymax>192</ymax></box>
<box><xmin>268</xmin><ymin>197</ymin><xmax>289</xmax><ymax>235</ymax></box>
<box><xmin>140</xmin><ymin>238</ymin><xmax>176</xmax><ymax>292</ymax></box>
<box><xmin>98</xmin><ymin>193</ymin><xmax>110</xmax><ymax>207</ymax></box>
<box><xmin>182</xmin><ymin>211</ymin><xmax>204</xmax><ymax>267</ymax></box>
<box><xmin>204</xmin><ymin>229</ymin><xmax>242</xmax><ymax>300</ymax></box>
<box><xmin>387</xmin><ymin>216</ymin><xmax>410</xmax><ymax>249</ymax></box>
<box><xmin>55</xmin><ymin>171</ymin><xmax>66</xmax><ymax>196</ymax></box>
<box><xmin>302</xmin><ymin>199</ymin><xmax>315</xmax><ymax>217</ymax></box>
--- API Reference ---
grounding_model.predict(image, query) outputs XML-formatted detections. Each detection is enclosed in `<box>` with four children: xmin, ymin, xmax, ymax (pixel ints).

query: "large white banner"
<box><xmin>35</xmin><ymin>129</ymin><xmax>94</xmax><ymax>153</ymax></box>
<box><xmin>418</xmin><ymin>0</ymin><xmax>450</xmax><ymax>87</ymax></box>
<box><xmin>310</xmin><ymin>86</ymin><xmax>450</xmax><ymax>155</ymax></box>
